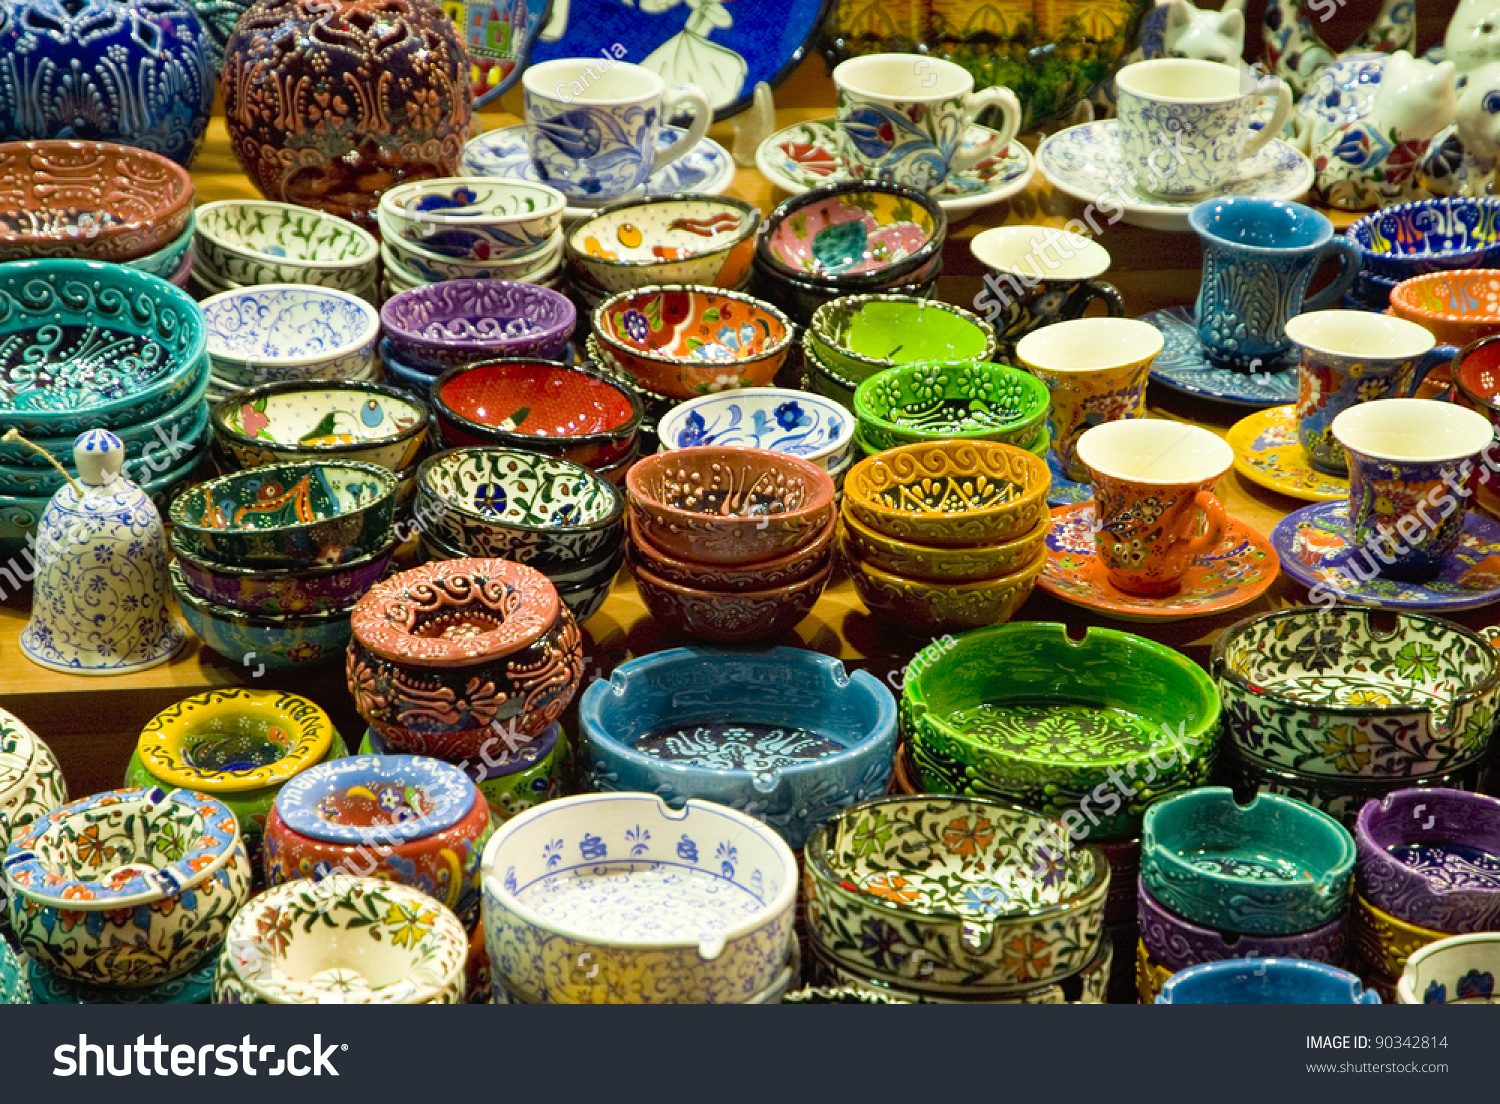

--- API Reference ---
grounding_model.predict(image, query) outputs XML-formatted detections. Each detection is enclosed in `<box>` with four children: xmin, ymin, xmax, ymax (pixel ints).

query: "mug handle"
<box><xmin>1167</xmin><ymin>490</ymin><xmax>1228</xmax><ymax>575</ymax></box>
<box><xmin>950</xmin><ymin>87</ymin><xmax>1021</xmax><ymax>173</ymax></box>
<box><xmin>1303</xmin><ymin>239</ymin><xmax>1361</xmax><ymax>311</ymax></box>
<box><xmin>1404</xmin><ymin>346</ymin><xmax>1459</xmax><ymax>397</ymax></box>
<box><xmin>653</xmin><ymin>84</ymin><xmax>713</xmax><ymax>176</ymax></box>
<box><xmin>1074</xmin><ymin>280</ymin><xmax>1125</xmax><ymax>318</ymax></box>
<box><xmin>1241</xmin><ymin>75</ymin><xmax>1292</xmax><ymax>159</ymax></box>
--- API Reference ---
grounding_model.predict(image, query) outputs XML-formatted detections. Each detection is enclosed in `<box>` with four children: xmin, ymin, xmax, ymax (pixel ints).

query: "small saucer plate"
<box><xmin>1273</xmin><ymin>500</ymin><xmax>1500</xmax><ymax>612</ymax></box>
<box><xmin>1038</xmin><ymin>502</ymin><xmax>1279</xmax><ymax>622</ymax></box>
<box><xmin>754</xmin><ymin>118</ymin><xmax>1035</xmax><ymax>216</ymax></box>
<box><xmin>1144</xmin><ymin>307</ymin><xmax>1299</xmax><ymax>407</ymax></box>
<box><xmin>1036</xmin><ymin>120</ymin><xmax>1314</xmax><ymax>232</ymax></box>
<box><xmin>1046</xmin><ymin>449</ymin><xmax>1093</xmax><ymax>506</ymax></box>
<box><xmin>1226</xmin><ymin>405</ymin><xmax>1350</xmax><ymax>503</ymax></box>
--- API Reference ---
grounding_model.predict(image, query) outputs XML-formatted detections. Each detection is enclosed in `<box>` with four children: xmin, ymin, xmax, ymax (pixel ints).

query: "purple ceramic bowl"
<box><xmin>171</xmin><ymin>534</ymin><xmax>396</xmax><ymax>616</ymax></box>
<box><xmin>1137</xmin><ymin>876</ymin><xmax>1347</xmax><ymax>974</ymax></box>
<box><xmin>379</xmin><ymin>279</ymin><xmax>576</xmax><ymax>372</ymax></box>
<box><xmin>1355</xmin><ymin>788</ymin><xmax>1500</xmax><ymax>934</ymax></box>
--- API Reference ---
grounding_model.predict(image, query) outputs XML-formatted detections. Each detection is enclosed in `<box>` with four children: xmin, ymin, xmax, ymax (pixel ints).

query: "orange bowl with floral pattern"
<box><xmin>1389</xmin><ymin>270</ymin><xmax>1500</xmax><ymax>349</ymax></box>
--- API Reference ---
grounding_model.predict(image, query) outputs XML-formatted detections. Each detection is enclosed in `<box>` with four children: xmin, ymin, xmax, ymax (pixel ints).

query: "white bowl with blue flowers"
<box><xmin>656</xmin><ymin>387</ymin><xmax>856</xmax><ymax>471</ymax></box>
<box><xmin>201</xmin><ymin>285</ymin><xmax>380</xmax><ymax>388</ymax></box>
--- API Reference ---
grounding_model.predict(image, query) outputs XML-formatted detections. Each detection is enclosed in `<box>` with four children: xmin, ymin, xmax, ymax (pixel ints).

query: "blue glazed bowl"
<box><xmin>0</xmin><ymin>936</ymin><xmax>24</xmax><ymax>1004</ymax></box>
<box><xmin>28</xmin><ymin>954</ymin><xmax>214</xmax><ymax>1004</ymax></box>
<box><xmin>202</xmin><ymin>285</ymin><xmax>380</xmax><ymax>388</ymax></box>
<box><xmin>128</xmin><ymin>210</ymin><xmax>198</xmax><ymax>280</ymax></box>
<box><xmin>656</xmin><ymin>387</ymin><xmax>856</xmax><ymax>471</ymax></box>
<box><xmin>1157</xmin><ymin>958</ymin><xmax>1381</xmax><ymax>1004</ymax></box>
<box><xmin>171</xmin><ymin>563</ymin><xmax>352</xmax><ymax>668</ymax></box>
<box><xmin>1346</xmin><ymin>198</ymin><xmax>1500</xmax><ymax>281</ymax></box>
<box><xmin>580</xmin><ymin>647</ymin><xmax>897</xmax><ymax>849</ymax></box>
<box><xmin>0</xmin><ymin>398</ymin><xmax>210</xmax><ymax>496</ymax></box>
<box><xmin>0</xmin><ymin>260</ymin><xmax>206</xmax><ymax>435</ymax></box>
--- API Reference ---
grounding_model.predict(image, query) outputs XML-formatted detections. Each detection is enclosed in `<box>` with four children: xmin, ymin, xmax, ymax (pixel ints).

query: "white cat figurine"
<box><xmin>1447</xmin><ymin>0</ymin><xmax>1500</xmax><ymax>76</ymax></box>
<box><xmin>1265</xmin><ymin>0</ymin><xmax>1417</xmax><ymax>98</ymax></box>
<box><xmin>1419</xmin><ymin>60</ymin><xmax>1500</xmax><ymax>197</ymax></box>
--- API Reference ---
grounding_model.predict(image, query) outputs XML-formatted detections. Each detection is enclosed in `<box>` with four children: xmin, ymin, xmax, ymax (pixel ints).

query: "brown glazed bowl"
<box><xmin>628</xmin><ymin>553</ymin><xmax>833</xmax><ymax>642</ymax></box>
<box><xmin>346</xmin><ymin>558</ymin><xmax>584</xmax><ymax>759</ymax></box>
<box><xmin>0</xmin><ymin>141</ymin><xmax>194</xmax><ymax>261</ymax></box>
<box><xmin>625</xmin><ymin>446</ymin><xmax>836</xmax><ymax>565</ymax></box>
<box><xmin>626</xmin><ymin>512</ymin><xmax>835</xmax><ymax>592</ymax></box>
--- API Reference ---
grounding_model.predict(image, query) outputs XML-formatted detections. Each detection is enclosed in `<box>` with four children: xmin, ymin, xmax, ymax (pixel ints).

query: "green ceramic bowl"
<box><xmin>806</xmin><ymin>295</ymin><xmax>997</xmax><ymax>384</ymax></box>
<box><xmin>853</xmin><ymin>360</ymin><xmax>1050</xmax><ymax>452</ymax></box>
<box><xmin>900</xmin><ymin>623</ymin><xmax>1220</xmax><ymax>840</ymax></box>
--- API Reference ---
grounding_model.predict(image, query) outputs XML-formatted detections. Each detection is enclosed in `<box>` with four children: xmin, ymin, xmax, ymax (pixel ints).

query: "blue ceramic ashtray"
<box><xmin>656</xmin><ymin>387</ymin><xmax>856</xmax><ymax>472</ymax></box>
<box><xmin>1157</xmin><ymin>958</ymin><xmax>1381</xmax><ymax>1004</ymax></box>
<box><xmin>579</xmin><ymin>647</ymin><xmax>897</xmax><ymax>849</ymax></box>
<box><xmin>272</xmin><ymin>755</ymin><xmax>476</xmax><ymax>846</ymax></box>
<box><xmin>1346</xmin><ymin>197</ymin><xmax>1500</xmax><ymax>281</ymax></box>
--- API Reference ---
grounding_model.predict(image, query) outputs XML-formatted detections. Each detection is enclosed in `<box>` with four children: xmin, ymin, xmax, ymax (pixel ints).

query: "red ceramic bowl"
<box><xmin>1452</xmin><ymin>334</ymin><xmax>1500</xmax><ymax>516</ymax></box>
<box><xmin>1390</xmin><ymin>270</ymin><xmax>1500</xmax><ymax>349</ymax></box>
<box><xmin>627</xmin><ymin>511</ymin><xmax>835</xmax><ymax>591</ymax></box>
<box><xmin>432</xmin><ymin>359</ymin><xmax>643</xmax><ymax>469</ymax></box>
<box><xmin>625</xmin><ymin>446</ymin><xmax>837</xmax><ymax>566</ymax></box>
<box><xmin>629</xmin><ymin>555</ymin><xmax>832</xmax><ymax>642</ymax></box>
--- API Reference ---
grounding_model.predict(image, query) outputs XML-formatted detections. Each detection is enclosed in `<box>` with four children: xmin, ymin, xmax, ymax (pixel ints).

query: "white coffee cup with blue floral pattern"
<box><xmin>1114</xmin><ymin>58</ymin><xmax>1292</xmax><ymax>200</ymax></box>
<box><xmin>522</xmin><ymin>58</ymin><xmax>711</xmax><ymax>202</ymax></box>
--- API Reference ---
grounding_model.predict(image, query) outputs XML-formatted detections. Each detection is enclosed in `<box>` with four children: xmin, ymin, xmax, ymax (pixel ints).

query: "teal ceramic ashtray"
<box><xmin>853</xmin><ymin>360</ymin><xmax>1050</xmax><ymax>452</ymax></box>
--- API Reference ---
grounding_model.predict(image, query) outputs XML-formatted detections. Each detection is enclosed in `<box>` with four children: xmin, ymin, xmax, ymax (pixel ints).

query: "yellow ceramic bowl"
<box><xmin>1350</xmin><ymin>893</ymin><xmax>1453</xmax><ymax>981</ymax></box>
<box><xmin>842</xmin><ymin>439</ymin><xmax>1050</xmax><ymax>548</ymax></box>
<box><xmin>844</xmin><ymin>540</ymin><xmax>1045</xmax><ymax>632</ymax></box>
<box><xmin>1135</xmin><ymin>940</ymin><xmax>1173</xmax><ymax>1004</ymax></box>
<box><xmin>839</xmin><ymin>505</ymin><xmax>1050</xmax><ymax>583</ymax></box>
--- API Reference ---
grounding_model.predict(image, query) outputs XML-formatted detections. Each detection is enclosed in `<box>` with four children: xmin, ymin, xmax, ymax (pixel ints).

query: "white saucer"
<box><xmin>1036</xmin><ymin>120</ymin><xmax>1315</xmax><ymax>232</ymax></box>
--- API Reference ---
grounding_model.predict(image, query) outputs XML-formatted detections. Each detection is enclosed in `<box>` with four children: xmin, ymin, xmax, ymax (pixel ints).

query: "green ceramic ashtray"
<box><xmin>900</xmin><ymin>622</ymin><xmax>1220</xmax><ymax>839</ymax></box>
<box><xmin>853</xmin><ymin>360</ymin><xmax>1050</xmax><ymax>452</ymax></box>
<box><xmin>1141</xmin><ymin>787</ymin><xmax>1356</xmax><ymax>936</ymax></box>
<box><xmin>806</xmin><ymin>294</ymin><xmax>997</xmax><ymax>384</ymax></box>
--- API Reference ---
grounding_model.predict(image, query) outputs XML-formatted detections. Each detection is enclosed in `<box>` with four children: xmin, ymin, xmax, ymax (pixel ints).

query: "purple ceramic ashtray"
<box><xmin>1356</xmin><ymin>788</ymin><xmax>1500</xmax><ymax>934</ymax></box>
<box><xmin>379</xmin><ymin>279</ymin><xmax>575</xmax><ymax>372</ymax></box>
<box><xmin>1137</xmin><ymin>876</ymin><xmax>1347</xmax><ymax>974</ymax></box>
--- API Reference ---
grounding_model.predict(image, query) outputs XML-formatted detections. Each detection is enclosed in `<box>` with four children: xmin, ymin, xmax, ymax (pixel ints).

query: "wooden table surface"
<box><xmin>0</xmin><ymin>107</ymin><xmax>1475</xmax><ymax>799</ymax></box>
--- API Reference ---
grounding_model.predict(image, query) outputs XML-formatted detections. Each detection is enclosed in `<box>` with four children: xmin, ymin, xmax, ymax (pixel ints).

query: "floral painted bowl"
<box><xmin>803</xmin><ymin>796</ymin><xmax>1109</xmax><ymax>993</ymax></box>
<box><xmin>377</xmin><ymin>178</ymin><xmax>566</xmax><ymax>263</ymax></box>
<box><xmin>413</xmin><ymin>448</ymin><xmax>625</xmax><ymax>570</ymax></box>
<box><xmin>592</xmin><ymin>286</ymin><xmax>795</xmax><ymax>401</ymax></box>
<box><xmin>0</xmin><ymin>259</ymin><xmax>206</xmax><ymax>435</ymax></box>
<box><xmin>656</xmin><ymin>387</ymin><xmax>856</xmax><ymax>471</ymax></box>
<box><xmin>379</xmin><ymin>225</ymin><xmax>564</xmax><ymax>285</ymax></box>
<box><xmin>381</xmin><ymin>280</ymin><xmax>575</xmax><ymax>371</ymax></box>
<box><xmin>27</xmin><ymin>953</ymin><xmax>215</xmax><ymax>1005</ymax></box>
<box><xmin>0</xmin><ymin>707</ymin><xmax>67</xmax><ymax>926</ymax></box>
<box><xmin>758</xmin><ymin>257</ymin><xmax>943</xmax><ymax>329</ymax></box>
<box><xmin>1142</xmin><ymin>788</ymin><xmax>1355</xmax><ymax>936</ymax></box>
<box><xmin>3</xmin><ymin>787</ymin><xmax>252</xmax><ymax>987</ymax></box>
<box><xmin>211</xmin><ymin>380</ymin><xmax>428</xmax><ymax>474</ymax></box>
<box><xmin>901</xmin><ymin>623</ymin><xmax>1219</xmax><ymax>840</ymax></box>
<box><xmin>840</xmin><ymin>508</ymin><xmax>1049</xmax><ymax>583</ymax></box>
<box><xmin>1211</xmin><ymin>608</ymin><xmax>1500</xmax><ymax>779</ymax></box>
<box><xmin>627</xmin><ymin>551</ymin><xmax>832</xmax><ymax>642</ymax></box>
<box><xmin>200</xmin><ymin>285</ymin><xmax>380</xmax><ymax>387</ymax></box>
<box><xmin>169</xmin><ymin>459</ymin><xmax>398</xmax><ymax>566</ymax></box>
<box><xmin>172</xmin><ymin>565</ymin><xmax>353</xmax><ymax>668</ymax></box>
<box><xmin>1157</xmin><ymin>958</ymin><xmax>1379</xmax><ymax>1004</ymax></box>
<box><xmin>193</xmin><ymin>200</ymin><xmax>380</xmax><ymax>291</ymax></box>
<box><xmin>842</xmin><ymin>440</ymin><xmax>1050</xmax><ymax>548</ymax></box>
<box><xmin>853</xmin><ymin>360</ymin><xmax>1051</xmax><ymax>452</ymax></box>
<box><xmin>805</xmin><ymin>295</ymin><xmax>997</xmax><ymax>384</ymax></box>
<box><xmin>843</xmin><ymin>542</ymin><xmax>1046</xmax><ymax>633</ymax></box>
<box><xmin>347</xmin><ymin>558</ymin><xmax>583</xmax><ymax>759</ymax></box>
<box><xmin>1346</xmin><ymin>198</ymin><xmax>1500</xmax><ymax>281</ymax></box>
<box><xmin>432</xmin><ymin>359</ymin><xmax>642</xmax><ymax>469</ymax></box>
<box><xmin>480</xmin><ymin>793</ymin><xmax>798</xmax><ymax>1004</ymax></box>
<box><xmin>1355</xmin><ymin>788</ymin><xmax>1500</xmax><ymax>934</ymax></box>
<box><xmin>264</xmin><ymin>755</ymin><xmax>492</xmax><ymax>923</ymax></box>
<box><xmin>580</xmin><ymin>647</ymin><xmax>896</xmax><ymax>850</ymax></box>
<box><xmin>172</xmin><ymin>534</ymin><xmax>394</xmax><ymax>616</ymax></box>
<box><xmin>628</xmin><ymin>512</ymin><xmax>834</xmax><ymax>592</ymax></box>
<box><xmin>1137</xmin><ymin>876</ymin><xmax>1347</xmax><ymax>974</ymax></box>
<box><xmin>566</xmin><ymin>194</ymin><xmax>761</xmax><ymax>294</ymax></box>
<box><xmin>127</xmin><ymin>210</ymin><xmax>197</xmax><ymax>280</ymax></box>
<box><xmin>756</xmin><ymin>180</ymin><xmax>945</xmax><ymax>291</ymax></box>
<box><xmin>214</xmin><ymin>877</ymin><xmax>468</xmax><ymax>1004</ymax></box>
<box><xmin>626</xmin><ymin>446</ymin><xmax>836</xmax><ymax>566</ymax></box>
<box><xmin>0</xmin><ymin>141</ymin><xmax>193</xmax><ymax>262</ymax></box>
<box><xmin>1389</xmin><ymin>269</ymin><xmax>1500</xmax><ymax>348</ymax></box>
<box><xmin>1397</xmin><ymin>932</ymin><xmax>1500</xmax><ymax>1003</ymax></box>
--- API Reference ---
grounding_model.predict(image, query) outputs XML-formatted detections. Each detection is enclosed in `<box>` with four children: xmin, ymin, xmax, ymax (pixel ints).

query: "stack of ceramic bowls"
<box><xmin>1395</xmin><ymin>932</ymin><xmax>1500</xmax><ymax>1004</ymax></box>
<box><xmin>624</xmin><ymin>447</ymin><xmax>837</xmax><ymax>642</ymax></box>
<box><xmin>1213</xmin><ymin>608</ymin><xmax>1500</xmax><ymax>827</ymax></box>
<box><xmin>802</xmin><ymin>294</ymin><xmax>997</xmax><ymax>409</ymax></box>
<box><xmin>752</xmin><ymin>180</ymin><xmax>946</xmax><ymax>326</ymax></box>
<box><xmin>1155</xmin><ymin>959</ymin><xmax>1379</xmax><ymax>1004</ymax></box>
<box><xmin>803</xmin><ymin>796</ymin><xmax>1113</xmax><ymax>1003</ymax></box>
<box><xmin>852</xmin><ymin>359</ymin><xmax>1051</xmax><ymax>459</ymax></box>
<box><xmin>566</xmin><ymin>195</ymin><xmax>761</xmax><ymax>313</ymax></box>
<box><xmin>167</xmin><ymin>460</ymin><xmax>400</xmax><ymax>666</ymax></box>
<box><xmin>192</xmin><ymin>200</ymin><xmax>379</xmax><ymax>302</ymax></box>
<box><xmin>481</xmin><ymin>793</ymin><xmax>800</xmax><ymax>1003</ymax></box>
<box><xmin>1135</xmin><ymin>788</ymin><xmax>1356</xmax><ymax>1003</ymax></box>
<box><xmin>1344</xmin><ymin>197</ymin><xmax>1500</xmax><ymax>310</ymax></box>
<box><xmin>0</xmin><ymin>140</ymin><xmax>195</xmax><ymax>287</ymax></box>
<box><xmin>0</xmin><ymin>708</ymin><xmax>67</xmax><ymax>936</ymax></box>
<box><xmin>378</xmin><ymin>178</ymin><xmax>567</xmax><ymax>296</ymax></box>
<box><xmin>839</xmin><ymin>441</ymin><xmax>1051</xmax><ymax>631</ymax></box>
<box><xmin>1349</xmin><ymin>788</ymin><xmax>1500</xmax><ymax>1002</ymax></box>
<box><xmin>429</xmin><ymin>359</ymin><xmax>642</xmax><ymax>484</ymax></box>
<box><xmin>413</xmin><ymin>449</ymin><xmax>625</xmax><ymax>625</ymax></box>
<box><xmin>0</xmin><ymin>259</ymin><xmax>211</xmax><ymax>559</ymax></box>
<box><xmin>379</xmin><ymin>280</ymin><xmax>575</xmax><ymax>394</ymax></box>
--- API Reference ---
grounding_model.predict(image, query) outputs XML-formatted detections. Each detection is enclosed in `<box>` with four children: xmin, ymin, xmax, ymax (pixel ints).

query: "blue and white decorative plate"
<box><xmin>461</xmin><ymin>124</ymin><xmax>734</xmax><ymax>219</ymax></box>
<box><xmin>1145</xmin><ymin>307</ymin><xmax>1300</xmax><ymax>407</ymax></box>
<box><xmin>1036</xmin><ymin>120</ymin><xmax>1315</xmax><ymax>233</ymax></box>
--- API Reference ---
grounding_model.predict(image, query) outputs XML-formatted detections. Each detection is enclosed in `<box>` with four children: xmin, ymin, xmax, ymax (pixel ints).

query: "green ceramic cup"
<box><xmin>853</xmin><ymin>360</ymin><xmax>1050</xmax><ymax>452</ymax></box>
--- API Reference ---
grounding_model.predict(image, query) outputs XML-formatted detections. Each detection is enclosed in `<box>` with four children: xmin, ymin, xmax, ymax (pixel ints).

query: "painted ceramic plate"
<box><xmin>1039</xmin><ymin>502</ymin><xmax>1279</xmax><ymax>622</ymax></box>
<box><xmin>1145</xmin><ymin>307</ymin><xmax>1299</xmax><ymax>407</ymax></box>
<box><xmin>1274</xmin><ymin>500</ymin><xmax>1500</xmax><ymax>612</ymax></box>
<box><xmin>1047</xmin><ymin>449</ymin><xmax>1093</xmax><ymax>507</ymax></box>
<box><xmin>461</xmin><ymin>125</ymin><xmax>735</xmax><ymax>218</ymax></box>
<box><xmin>1036</xmin><ymin>120</ymin><xmax>1314</xmax><ymax>232</ymax></box>
<box><xmin>755</xmin><ymin>119</ymin><xmax>1036</xmax><ymax>216</ymax></box>
<box><xmin>1226</xmin><ymin>405</ymin><xmax>1350</xmax><ymax>503</ymax></box>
